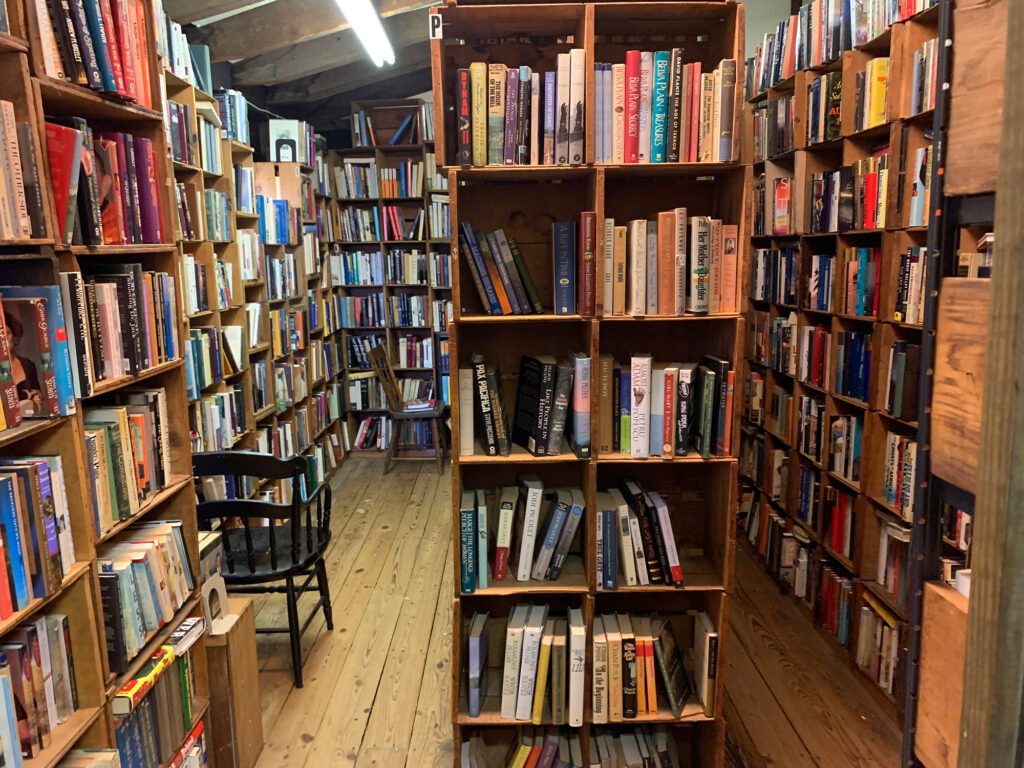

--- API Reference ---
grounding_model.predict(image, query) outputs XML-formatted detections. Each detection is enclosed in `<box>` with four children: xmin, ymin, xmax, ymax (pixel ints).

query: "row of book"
<box><xmin>330</xmin><ymin>158</ymin><xmax>378</xmax><ymax>200</ymax></box>
<box><xmin>347</xmin><ymin>372</ymin><xmax>385</xmax><ymax>411</ymax></box>
<box><xmin>395</xmin><ymin>334</ymin><xmax>435</xmax><ymax>369</ymax></box>
<box><xmin>351</xmin><ymin>108</ymin><xmax>426</xmax><ymax>149</ymax></box>
<box><xmin>166</xmin><ymin>100</ymin><xmax>196</xmax><ymax>167</ymax></box>
<box><xmin>255</xmin><ymin>195</ymin><xmax>299</xmax><ymax>246</ymax></box>
<box><xmin>46</xmin><ymin>120</ymin><xmax>164</xmax><ymax>246</ymax></box>
<box><xmin>855</xmin><ymin>592</ymin><xmax>905</xmax><ymax>697</ymax></box>
<box><xmin>593</xmin><ymin>55</ymin><xmax>737</xmax><ymax>164</ymax></box>
<box><xmin>0</xmin><ymin>613</ymin><xmax>79</xmax><ymax>760</ymax></box>
<box><xmin>909</xmin><ymin>38</ymin><xmax>939</xmax><ymax>116</ymax></box>
<box><xmin>268</xmin><ymin>306</ymin><xmax>306</xmax><ymax>357</ymax></box>
<box><xmin>32</xmin><ymin>0</ymin><xmax>155</xmax><ymax>107</ymax></box>
<box><xmin>752</xmin><ymin>94</ymin><xmax>795</xmax><ymax>162</ymax></box>
<box><xmin>266</xmin><ymin>250</ymin><xmax>298</xmax><ymax>301</ymax></box>
<box><xmin>234</xmin><ymin>165</ymin><xmax>255</xmax><ymax>214</ymax></box>
<box><xmin>833</xmin><ymin>328</ymin><xmax>872</xmax><ymax>402</ymax></box>
<box><xmin>386</xmin><ymin>293</ymin><xmax>431</xmax><ymax>328</ymax></box>
<box><xmin>806</xmin><ymin>71</ymin><xmax>843</xmax><ymax>146</ymax></box>
<box><xmin>381</xmin><ymin>204</ymin><xmax>425</xmax><ymax>242</ymax></box>
<box><xmin>428</xmin><ymin>193</ymin><xmax>450</xmax><ymax>240</ymax></box>
<box><xmin>98</xmin><ymin>520</ymin><xmax>196</xmax><ymax>674</ymax></box>
<box><xmin>215</xmin><ymin>89</ymin><xmax>249</xmax><ymax>145</ymax></box>
<box><xmin>593</xmin><ymin>612</ymin><xmax>715</xmax><ymax>721</ymax></box>
<box><xmin>84</xmin><ymin>390</ymin><xmax>173</xmax><ymax>534</ymax></box>
<box><xmin>183</xmin><ymin>326</ymin><xmax>222</xmax><ymax>397</ymax></box>
<box><xmin>881</xmin><ymin>429</ymin><xmax>917</xmax><ymax>521</ymax></box>
<box><xmin>749</xmin><ymin>247</ymin><xmax>797</xmax><ymax>306</ymax></box>
<box><xmin>883</xmin><ymin>340</ymin><xmax>920</xmax><ymax>420</ymax></box>
<box><xmin>852</xmin><ymin>57</ymin><xmax>889</xmax><ymax>133</ymax></box>
<box><xmin>822</xmin><ymin>485</ymin><xmax>855</xmax><ymax>560</ymax></box>
<box><xmin>189</xmin><ymin>386</ymin><xmax>247</xmax><ymax>452</ymax></box>
<box><xmin>459</xmin><ymin>725</ymin><xmax>690</xmax><ymax>768</ymax></box>
<box><xmin>455</xmin><ymin>53</ymin><xmax>585</xmax><ymax>167</ymax></box>
<box><xmin>266</xmin><ymin>119</ymin><xmax>315</xmax><ymax>166</ymax></box>
<box><xmin>829</xmin><ymin>412</ymin><xmax>863</xmax><ymax>486</ymax></box>
<box><xmin>459</xmin><ymin>481</ymin><xmax>584</xmax><ymax>591</ymax></box>
<box><xmin>196</xmin><ymin>114</ymin><xmax>221</xmax><ymax>175</ymax></box>
<box><xmin>747</xmin><ymin>0</ymin><xmax>935</xmax><ymax>96</ymax></box>
<box><xmin>0</xmin><ymin>100</ymin><xmax>45</xmax><ymax>241</ymax></box>
<box><xmin>876</xmin><ymin>520</ymin><xmax>910</xmax><ymax>606</ymax></box>
<box><xmin>351</xmin><ymin>414</ymin><xmax>390</xmax><ymax>450</ymax></box>
<box><xmin>379</xmin><ymin>160</ymin><xmax>423</xmax><ymax>198</ymax></box>
<box><xmin>597</xmin><ymin>355</ymin><xmax>734</xmax><ymax>460</ymax></box>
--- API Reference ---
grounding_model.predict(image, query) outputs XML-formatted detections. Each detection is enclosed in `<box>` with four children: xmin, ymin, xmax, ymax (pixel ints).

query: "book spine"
<box><xmin>472</xmin><ymin>358</ymin><xmax>497</xmax><ymax>455</ymax></box>
<box><xmin>66</xmin><ymin>0</ymin><xmax>103</xmax><ymax>89</ymax></box>
<box><xmin>543</xmin><ymin>71</ymin><xmax>556</xmax><ymax>165</ymax></box>
<box><xmin>467</xmin><ymin>65</ymin><xmax>485</xmax><ymax>166</ymax></box>
<box><xmin>602</xmin><ymin>509</ymin><xmax>617</xmax><ymax>589</ymax></box>
<box><xmin>503</xmin><ymin>67</ymin><xmax>518</xmax><ymax>165</ymax></box>
<box><xmin>638</xmin><ymin>51</ymin><xmax>653</xmax><ymax>163</ymax></box>
<box><xmin>630</xmin><ymin>356</ymin><xmax>651</xmax><ymax>458</ymax></box>
<box><xmin>578</xmin><ymin>211</ymin><xmax>596</xmax><ymax>318</ymax></box>
<box><xmin>651</xmin><ymin>51</ymin><xmax>670</xmax><ymax>163</ymax></box>
<box><xmin>612</xmin><ymin>64</ymin><xmax>626</xmax><ymax>164</ymax></box>
<box><xmin>570</xmin><ymin>354</ymin><xmax>590</xmax><ymax>458</ymax></box>
<box><xmin>459</xmin><ymin>503</ymin><xmax>476</xmax><ymax>593</ymax></box>
<box><xmin>486</xmin><ymin>64</ymin><xmax>506</xmax><ymax>166</ymax></box>
<box><xmin>516</xmin><ymin>66</ymin><xmax>530</xmax><ymax>164</ymax></box>
<box><xmin>667</xmin><ymin>49</ymin><xmax>684</xmax><ymax>162</ymax></box>
<box><xmin>718</xmin><ymin>59</ymin><xmax>737</xmax><ymax>162</ymax></box>
<box><xmin>568</xmin><ymin>48</ymin><xmax>585</xmax><ymax>164</ymax></box>
<box><xmin>553</xmin><ymin>221</ymin><xmax>576</xmax><ymax>315</ymax></box>
<box><xmin>485</xmin><ymin>366</ymin><xmax>510</xmax><ymax>456</ymax></box>
<box><xmin>624</xmin><ymin>50</ymin><xmax>641</xmax><ymax>163</ymax></box>
<box><xmin>688</xmin><ymin>217</ymin><xmax>710</xmax><ymax>314</ymax></box>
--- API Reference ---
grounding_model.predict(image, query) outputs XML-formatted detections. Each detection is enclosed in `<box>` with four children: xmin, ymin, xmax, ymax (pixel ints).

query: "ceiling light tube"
<box><xmin>335</xmin><ymin>0</ymin><xmax>395</xmax><ymax>68</ymax></box>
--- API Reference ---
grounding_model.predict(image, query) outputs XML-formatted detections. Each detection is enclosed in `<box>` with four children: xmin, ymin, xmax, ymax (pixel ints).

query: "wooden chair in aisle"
<box><xmin>365</xmin><ymin>343</ymin><xmax>447</xmax><ymax>476</ymax></box>
<box><xmin>191</xmin><ymin>451</ymin><xmax>333</xmax><ymax>688</ymax></box>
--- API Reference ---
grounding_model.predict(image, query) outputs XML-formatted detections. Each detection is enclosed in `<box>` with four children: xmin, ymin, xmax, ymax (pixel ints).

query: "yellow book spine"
<box><xmin>868</xmin><ymin>58</ymin><xmax>889</xmax><ymax>127</ymax></box>
<box><xmin>508</xmin><ymin>743</ymin><xmax>532</xmax><ymax>768</ymax></box>
<box><xmin>531</xmin><ymin>639</ymin><xmax>552</xmax><ymax>724</ymax></box>
<box><xmin>469</xmin><ymin>62</ymin><xmax>487</xmax><ymax>167</ymax></box>
<box><xmin>636</xmin><ymin>637</ymin><xmax>647</xmax><ymax>716</ymax></box>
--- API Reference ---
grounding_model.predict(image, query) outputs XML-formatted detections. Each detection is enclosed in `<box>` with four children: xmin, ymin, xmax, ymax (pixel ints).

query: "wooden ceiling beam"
<box><xmin>265</xmin><ymin>41</ymin><xmax>430</xmax><ymax>104</ymax></box>
<box><xmin>161</xmin><ymin>0</ymin><xmax>264</xmax><ymax>24</ymax></box>
<box><xmin>190</xmin><ymin>0</ymin><xmax>432</xmax><ymax>64</ymax></box>
<box><xmin>232</xmin><ymin>8</ymin><xmax>429</xmax><ymax>86</ymax></box>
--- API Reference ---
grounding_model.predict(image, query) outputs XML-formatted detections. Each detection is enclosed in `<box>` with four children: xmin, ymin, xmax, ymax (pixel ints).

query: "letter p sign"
<box><xmin>429</xmin><ymin>12</ymin><xmax>442</xmax><ymax>40</ymax></box>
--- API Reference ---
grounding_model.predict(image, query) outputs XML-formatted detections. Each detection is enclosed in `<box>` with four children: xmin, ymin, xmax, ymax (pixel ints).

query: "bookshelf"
<box><xmin>433</xmin><ymin>2</ymin><xmax>744</xmax><ymax>764</ymax></box>
<box><xmin>0</xmin><ymin>0</ymin><xmax>214</xmax><ymax>763</ymax></box>
<box><xmin>325</xmin><ymin>97</ymin><xmax>451</xmax><ymax>456</ymax></box>
<box><xmin>739</xmin><ymin>0</ymin><xmax>943</xmax><ymax>715</ymax></box>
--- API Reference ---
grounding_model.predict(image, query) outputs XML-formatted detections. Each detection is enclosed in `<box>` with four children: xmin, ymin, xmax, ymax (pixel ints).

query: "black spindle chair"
<box><xmin>192</xmin><ymin>451</ymin><xmax>333</xmax><ymax>688</ymax></box>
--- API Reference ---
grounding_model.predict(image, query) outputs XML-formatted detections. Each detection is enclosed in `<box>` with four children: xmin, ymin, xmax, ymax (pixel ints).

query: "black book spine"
<box><xmin>634</xmin><ymin>498</ymin><xmax>664</xmax><ymax>583</ymax></box>
<box><xmin>545</xmin><ymin>361</ymin><xmax>573</xmax><ymax>455</ymax></box>
<box><xmin>456</xmin><ymin>68</ymin><xmax>472</xmax><ymax>165</ymax></box>
<box><xmin>67</xmin><ymin>273</ymin><xmax>93</xmax><ymax>395</ymax></box>
<box><xmin>667</xmin><ymin>49</ymin><xmax>684</xmax><ymax>162</ymax></box>
<box><xmin>120</xmin><ymin>133</ymin><xmax>143</xmax><ymax>243</ymax></box>
<box><xmin>472</xmin><ymin>356</ymin><xmax>497</xmax><ymax>455</ymax></box>
<box><xmin>535</xmin><ymin>361</ymin><xmax>556</xmax><ymax>456</ymax></box>
<box><xmin>75</xmin><ymin>121</ymin><xmax>102</xmax><ymax>244</ymax></box>
<box><xmin>83</xmin><ymin>278</ymin><xmax>106</xmax><ymax>380</ymax></box>
<box><xmin>486</xmin><ymin>366</ymin><xmax>511</xmax><ymax>456</ymax></box>
<box><xmin>47</xmin><ymin>0</ymin><xmax>85</xmax><ymax>85</ymax></box>
<box><xmin>644</xmin><ymin>494</ymin><xmax>676</xmax><ymax>586</ymax></box>
<box><xmin>675</xmin><ymin>373</ymin><xmax>692</xmax><ymax>456</ymax></box>
<box><xmin>98</xmin><ymin>572</ymin><xmax>127</xmax><ymax>673</ymax></box>
<box><xmin>621</xmin><ymin>634</ymin><xmax>638</xmax><ymax>718</ymax></box>
<box><xmin>64</xmin><ymin>0</ymin><xmax>102</xmax><ymax>89</ymax></box>
<box><xmin>516</xmin><ymin>72</ymin><xmax>530</xmax><ymax>165</ymax></box>
<box><xmin>15</xmin><ymin>124</ymin><xmax>46</xmax><ymax>238</ymax></box>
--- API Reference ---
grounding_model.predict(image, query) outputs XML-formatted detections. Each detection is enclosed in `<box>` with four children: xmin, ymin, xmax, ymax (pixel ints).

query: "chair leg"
<box><xmin>285</xmin><ymin>575</ymin><xmax>303</xmax><ymax>688</ymax></box>
<box><xmin>315</xmin><ymin>557</ymin><xmax>333</xmax><ymax>630</ymax></box>
<box><xmin>432</xmin><ymin>416</ymin><xmax>443</xmax><ymax>475</ymax></box>
<box><xmin>383</xmin><ymin>419</ymin><xmax>400</xmax><ymax>475</ymax></box>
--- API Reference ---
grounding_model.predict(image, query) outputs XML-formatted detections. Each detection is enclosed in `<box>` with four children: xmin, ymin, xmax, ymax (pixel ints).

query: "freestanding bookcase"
<box><xmin>432</xmin><ymin>3</ymin><xmax>745</xmax><ymax>764</ymax></box>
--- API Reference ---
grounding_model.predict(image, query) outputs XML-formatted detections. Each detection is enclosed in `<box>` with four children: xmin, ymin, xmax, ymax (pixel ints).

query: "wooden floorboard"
<box><xmin>253</xmin><ymin>461</ymin><xmax>901</xmax><ymax>768</ymax></box>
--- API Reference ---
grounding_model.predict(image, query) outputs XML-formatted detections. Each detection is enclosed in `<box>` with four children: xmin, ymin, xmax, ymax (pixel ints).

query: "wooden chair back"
<box><xmin>192</xmin><ymin>451</ymin><xmax>332</xmax><ymax>578</ymax></box>
<box><xmin>366</xmin><ymin>342</ymin><xmax>404</xmax><ymax>412</ymax></box>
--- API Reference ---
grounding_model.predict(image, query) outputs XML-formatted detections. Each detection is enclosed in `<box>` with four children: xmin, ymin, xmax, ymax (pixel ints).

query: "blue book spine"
<box><xmin>602</xmin><ymin>509</ymin><xmax>617</xmax><ymax>589</ymax></box>
<box><xmin>459</xmin><ymin>221</ymin><xmax>502</xmax><ymax>315</ymax></box>
<box><xmin>390</xmin><ymin>114</ymin><xmax>414</xmax><ymax>145</ymax></box>
<box><xmin>0</xmin><ymin>478</ymin><xmax>29</xmax><ymax>609</ymax></box>
<box><xmin>161</xmin><ymin>275</ymin><xmax>175</xmax><ymax>358</ymax></box>
<box><xmin>541</xmin><ymin>501</ymin><xmax>568</xmax><ymax>554</ymax></box>
<box><xmin>81</xmin><ymin>0</ymin><xmax>116</xmax><ymax>91</ymax></box>
<box><xmin>552</xmin><ymin>220</ymin><xmax>576</xmax><ymax>315</ymax></box>
<box><xmin>619</xmin><ymin>371</ymin><xmax>631</xmax><ymax>454</ymax></box>
<box><xmin>651</xmin><ymin>51</ymin><xmax>671</xmax><ymax>162</ymax></box>
<box><xmin>459</xmin><ymin>504</ymin><xmax>476</xmax><ymax>593</ymax></box>
<box><xmin>856</xmin><ymin>248</ymin><xmax>867</xmax><ymax>316</ymax></box>
<box><xmin>544</xmin><ymin>72</ymin><xmax>556</xmax><ymax>163</ymax></box>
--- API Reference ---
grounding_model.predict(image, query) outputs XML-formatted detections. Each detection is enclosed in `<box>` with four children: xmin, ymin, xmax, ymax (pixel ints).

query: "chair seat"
<box><xmin>221</xmin><ymin>525</ymin><xmax>327</xmax><ymax>581</ymax></box>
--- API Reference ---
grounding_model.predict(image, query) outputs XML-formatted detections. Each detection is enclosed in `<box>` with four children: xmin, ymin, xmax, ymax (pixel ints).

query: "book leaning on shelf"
<box><xmin>0</xmin><ymin>613</ymin><xmax>81</xmax><ymax>760</ymax></box>
<box><xmin>461</xmin><ymin>726</ymin><xmax>583</xmax><ymax>768</ymax></box>
<box><xmin>44</xmin><ymin>120</ymin><xmax>165</xmax><ymax>248</ymax></box>
<box><xmin>592</xmin><ymin>55</ymin><xmax>737</xmax><ymax>164</ymax></box>
<box><xmin>455</xmin><ymin>51</ymin><xmax>585</xmax><ymax>166</ymax></box>
<box><xmin>593</xmin><ymin>480</ymin><xmax>687</xmax><ymax>591</ymax></box>
<box><xmin>98</xmin><ymin>520</ymin><xmax>196</xmax><ymax>674</ymax></box>
<box><xmin>458</xmin><ymin>481</ymin><xmax>585</xmax><ymax>592</ymax></box>
<box><xmin>595</xmin><ymin>354</ymin><xmax>733</xmax><ymax>460</ymax></box>
<box><xmin>591</xmin><ymin>612</ymin><xmax>717</xmax><ymax>721</ymax></box>
<box><xmin>465</xmin><ymin>605</ymin><xmax>585</xmax><ymax>726</ymax></box>
<box><xmin>589</xmin><ymin>726</ymin><xmax>691</xmax><ymax>768</ymax></box>
<box><xmin>0</xmin><ymin>100</ymin><xmax>47</xmax><ymax>241</ymax></box>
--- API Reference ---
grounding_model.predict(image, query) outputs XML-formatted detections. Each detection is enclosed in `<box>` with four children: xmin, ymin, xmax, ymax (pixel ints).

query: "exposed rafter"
<box><xmin>266</xmin><ymin>42</ymin><xmax>430</xmax><ymax>104</ymax></box>
<box><xmin>190</xmin><ymin>0</ymin><xmax>433</xmax><ymax>64</ymax></box>
<box><xmin>233</xmin><ymin>8</ymin><xmax>429</xmax><ymax>87</ymax></box>
<box><xmin>162</xmin><ymin>0</ymin><xmax>267</xmax><ymax>25</ymax></box>
<box><xmin>294</xmin><ymin>68</ymin><xmax>433</xmax><ymax>131</ymax></box>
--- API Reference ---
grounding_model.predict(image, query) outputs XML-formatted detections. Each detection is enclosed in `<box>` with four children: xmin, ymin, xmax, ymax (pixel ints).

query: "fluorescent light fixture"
<box><xmin>335</xmin><ymin>0</ymin><xmax>395</xmax><ymax>67</ymax></box>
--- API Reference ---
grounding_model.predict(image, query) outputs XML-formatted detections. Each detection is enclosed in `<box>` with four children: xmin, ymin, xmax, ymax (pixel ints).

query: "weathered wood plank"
<box><xmin>234</xmin><ymin>9</ymin><xmax>430</xmax><ymax>87</ymax></box>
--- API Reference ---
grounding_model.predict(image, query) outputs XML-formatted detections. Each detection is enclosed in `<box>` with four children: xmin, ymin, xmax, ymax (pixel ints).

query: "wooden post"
<box><xmin>957</xmin><ymin>0</ymin><xmax>1024</xmax><ymax>762</ymax></box>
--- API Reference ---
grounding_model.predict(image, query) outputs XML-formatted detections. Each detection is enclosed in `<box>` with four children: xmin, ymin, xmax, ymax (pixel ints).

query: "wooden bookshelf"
<box><xmin>739</xmin><ymin>1</ymin><xmax>944</xmax><ymax>714</ymax></box>
<box><xmin>434</xmin><ymin>4</ymin><xmax>743</xmax><ymax>764</ymax></box>
<box><xmin>325</xmin><ymin>98</ymin><xmax>450</xmax><ymax>456</ymax></box>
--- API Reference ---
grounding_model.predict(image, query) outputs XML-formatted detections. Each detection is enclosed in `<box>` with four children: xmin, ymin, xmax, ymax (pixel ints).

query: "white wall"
<box><xmin>746</xmin><ymin>0</ymin><xmax>793</xmax><ymax>58</ymax></box>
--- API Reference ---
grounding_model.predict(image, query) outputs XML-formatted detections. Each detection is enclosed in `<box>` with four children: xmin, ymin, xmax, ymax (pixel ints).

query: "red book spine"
<box><xmin>624</xmin><ymin>50</ymin><xmax>641</xmax><ymax>163</ymax></box>
<box><xmin>132</xmin><ymin>0</ymin><xmax>152</xmax><ymax>109</ymax></box>
<box><xmin>864</xmin><ymin>172</ymin><xmax>877</xmax><ymax>229</ymax></box>
<box><xmin>661</xmin><ymin>371</ymin><xmax>675</xmax><ymax>458</ymax></box>
<box><xmin>0</xmin><ymin>298</ymin><xmax>23</xmax><ymax>428</ymax></box>
<box><xmin>26</xmin><ymin>298</ymin><xmax>59</xmax><ymax>416</ymax></box>
<box><xmin>456</xmin><ymin>69</ymin><xmax>471</xmax><ymax>165</ymax></box>
<box><xmin>578</xmin><ymin>211</ymin><xmax>596</xmax><ymax>317</ymax></box>
<box><xmin>688</xmin><ymin>63</ymin><xmax>702</xmax><ymax>162</ymax></box>
<box><xmin>493</xmin><ymin>545</ymin><xmax>508</xmax><ymax>582</ymax></box>
<box><xmin>43</xmin><ymin>123</ymin><xmax>78</xmax><ymax>242</ymax></box>
<box><xmin>97</xmin><ymin>0</ymin><xmax>125</xmax><ymax>93</ymax></box>
<box><xmin>111</xmin><ymin>0</ymin><xmax>136</xmax><ymax>99</ymax></box>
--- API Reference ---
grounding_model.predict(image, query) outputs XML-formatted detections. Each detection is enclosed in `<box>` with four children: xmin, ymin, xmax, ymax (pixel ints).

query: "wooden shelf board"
<box><xmin>595</xmin><ymin>454</ymin><xmax>734</xmax><ymax>464</ymax></box>
<box><xmin>0</xmin><ymin>237</ymin><xmax>55</xmax><ymax>247</ymax></box>
<box><xmin>248</xmin><ymin>342</ymin><xmax>270</xmax><ymax>355</ymax></box>
<box><xmin>0</xmin><ymin>416</ymin><xmax>67</xmax><ymax>448</ymax></box>
<box><xmin>0</xmin><ymin>32</ymin><xmax>28</xmax><ymax>52</ymax></box>
<box><xmin>862</xmin><ymin>579</ymin><xmax>909</xmax><ymax>621</ymax></box>
<box><xmin>95</xmin><ymin>475</ymin><xmax>193</xmax><ymax>545</ymax></box>
<box><xmin>460</xmin><ymin>442</ymin><xmax>586</xmax><ymax>464</ymax></box>
<box><xmin>454</xmin><ymin>696</ymin><xmax>710</xmax><ymax>725</ymax></box>
<box><xmin>600</xmin><ymin>313</ymin><xmax>743</xmax><ymax>321</ymax></box>
<box><xmin>24</xmin><ymin>706</ymin><xmax>105</xmax><ymax>768</ymax></box>
<box><xmin>0</xmin><ymin>561</ymin><xmax>91</xmax><ymax>638</ymax></box>
<box><xmin>69</xmin><ymin>244</ymin><xmax>177</xmax><ymax>255</ymax></box>
<box><xmin>36</xmin><ymin>76</ymin><xmax>162</xmax><ymax>122</ymax></box>
<box><xmin>457</xmin><ymin>314</ymin><xmax>584</xmax><ymax>324</ymax></box>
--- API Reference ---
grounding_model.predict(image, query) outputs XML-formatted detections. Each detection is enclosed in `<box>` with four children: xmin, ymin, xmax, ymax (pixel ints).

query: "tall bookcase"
<box><xmin>325</xmin><ymin>98</ymin><xmax>451</xmax><ymax>456</ymax></box>
<box><xmin>432</xmin><ymin>3</ymin><xmax>744</xmax><ymax>764</ymax></box>
<box><xmin>739</xmin><ymin>1</ymin><xmax>941</xmax><ymax>712</ymax></box>
<box><xmin>0</xmin><ymin>0</ymin><xmax>214</xmax><ymax>762</ymax></box>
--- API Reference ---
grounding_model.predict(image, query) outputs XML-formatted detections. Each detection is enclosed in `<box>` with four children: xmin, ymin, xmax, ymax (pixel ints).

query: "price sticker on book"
<box><xmin>429</xmin><ymin>12</ymin><xmax>443</xmax><ymax>39</ymax></box>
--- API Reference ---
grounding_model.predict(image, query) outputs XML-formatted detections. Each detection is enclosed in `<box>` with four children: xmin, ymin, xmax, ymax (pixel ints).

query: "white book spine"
<box><xmin>688</xmin><ymin>217</ymin><xmax>711</xmax><ymax>314</ymax></box>
<box><xmin>516</xmin><ymin>485</ymin><xmax>543</xmax><ymax>581</ymax></box>
<box><xmin>673</xmin><ymin>207</ymin><xmax>688</xmax><ymax>314</ymax></box>
<box><xmin>556</xmin><ymin>54</ymin><xmax>571</xmax><ymax>165</ymax></box>
<box><xmin>618</xmin><ymin>508</ymin><xmax>638</xmax><ymax>585</ymax></box>
<box><xmin>458</xmin><ymin>369</ymin><xmax>474</xmax><ymax>455</ymax></box>
<box><xmin>638</xmin><ymin>52</ymin><xmax>653</xmax><ymax>162</ymax></box>
<box><xmin>627</xmin><ymin>510</ymin><xmax>649</xmax><ymax>585</ymax></box>
<box><xmin>595</xmin><ymin>63</ymin><xmax>605</xmax><ymax>164</ymax></box>
<box><xmin>630</xmin><ymin>354</ymin><xmax>652</xmax><ymax>458</ymax></box>
<box><xmin>603</xmin><ymin>66</ymin><xmax>613</xmax><ymax>162</ymax></box>
<box><xmin>627</xmin><ymin>220</ymin><xmax>647</xmax><ymax>316</ymax></box>
<box><xmin>515</xmin><ymin>625</ymin><xmax>543</xmax><ymax>719</ymax></box>
<box><xmin>612</xmin><ymin>64</ymin><xmax>626</xmax><ymax>164</ymax></box>
<box><xmin>645</xmin><ymin>221</ymin><xmax>658</xmax><ymax>315</ymax></box>
<box><xmin>592</xmin><ymin>632</ymin><xmax>608</xmax><ymax>723</ymax></box>
<box><xmin>501</xmin><ymin>621</ymin><xmax>525</xmax><ymax>718</ymax></box>
<box><xmin>568</xmin><ymin>48</ymin><xmax>586</xmax><ymax>165</ymax></box>
<box><xmin>568</xmin><ymin>615</ymin><xmax>586</xmax><ymax>726</ymax></box>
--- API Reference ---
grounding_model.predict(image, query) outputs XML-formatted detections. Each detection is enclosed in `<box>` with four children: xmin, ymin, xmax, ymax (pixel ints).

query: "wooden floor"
<box><xmin>251</xmin><ymin>459</ymin><xmax>901</xmax><ymax>768</ymax></box>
